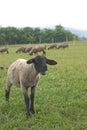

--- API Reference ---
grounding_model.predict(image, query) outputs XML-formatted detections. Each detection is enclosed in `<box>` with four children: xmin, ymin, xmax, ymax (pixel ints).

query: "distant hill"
<box><xmin>40</xmin><ymin>25</ymin><xmax>87</xmax><ymax>38</ymax></box>
<box><xmin>64</xmin><ymin>27</ymin><xmax>87</xmax><ymax>38</ymax></box>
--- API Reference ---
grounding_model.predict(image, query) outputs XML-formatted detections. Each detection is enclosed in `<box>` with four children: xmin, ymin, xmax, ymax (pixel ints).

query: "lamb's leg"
<box><xmin>5</xmin><ymin>79</ymin><xmax>12</xmax><ymax>102</ymax></box>
<box><xmin>30</xmin><ymin>86</ymin><xmax>35</xmax><ymax>114</ymax></box>
<box><xmin>21</xmin><ymin>86</ymin><xmax>30</xmax><ymax>117</ymax></box>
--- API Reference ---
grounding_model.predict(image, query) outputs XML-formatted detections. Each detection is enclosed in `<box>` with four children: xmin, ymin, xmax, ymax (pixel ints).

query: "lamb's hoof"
<box><xmin>30</xmin><ymin>109</ymin><xmax>35</xmax><ymax>114</ymax></box>
<box><xmin>26</xmin><ymin>112</ymin><xmax>31</xmax><ymax>118</ymax></box>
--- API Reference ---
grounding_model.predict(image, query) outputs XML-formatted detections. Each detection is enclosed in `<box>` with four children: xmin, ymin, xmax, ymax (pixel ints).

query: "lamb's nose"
<box><xmin>44</xmin><ymin>65</ymin><xmax>47</xmax><ymax>71</ymax></box>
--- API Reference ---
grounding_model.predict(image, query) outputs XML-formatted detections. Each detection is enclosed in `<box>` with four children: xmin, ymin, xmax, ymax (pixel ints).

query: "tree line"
<box><xmin>0</xmin><ymin>25</ymin><xmax>79</xmax><ymax>45</ymax></box>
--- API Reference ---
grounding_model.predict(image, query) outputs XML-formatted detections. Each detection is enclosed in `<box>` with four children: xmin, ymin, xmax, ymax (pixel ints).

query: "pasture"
<box><xmin>0</xmin><ymin>41</ymin><xmax>87</xmax><ymax>130</ymax></box>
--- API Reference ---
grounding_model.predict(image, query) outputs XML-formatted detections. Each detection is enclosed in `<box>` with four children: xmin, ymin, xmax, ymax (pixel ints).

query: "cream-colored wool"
<box><xmin>6</xmin><ymin>59</ymin><xmax>40</xmax><ymax>89</ymax></box>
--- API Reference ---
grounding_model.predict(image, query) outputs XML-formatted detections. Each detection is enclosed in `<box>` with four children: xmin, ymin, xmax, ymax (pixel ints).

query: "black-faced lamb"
<box><xmin>5</xmin><ymin>55</ymin><xmax>57</xmax><ymax>116</ymax></box>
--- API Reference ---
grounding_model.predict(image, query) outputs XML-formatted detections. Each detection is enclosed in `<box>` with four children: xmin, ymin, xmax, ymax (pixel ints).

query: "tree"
<box><xmin>0</xmin><ymin>25</ymin><xmax>79</xmax><ymax>45</ymax></box>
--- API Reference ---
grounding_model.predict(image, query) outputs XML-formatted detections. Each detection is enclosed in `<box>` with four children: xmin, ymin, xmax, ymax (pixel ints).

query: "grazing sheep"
<box><xmin>0</xmin><ymin>47</ymin><xmax>9</xmax><ymax>53</ymax></box>
<box><xmin>29</xmin><ymin>45</ymin><xmax>46</xmax><ymax>55</ymax></box>
<box><xmin>0</xmin><ymin>66</ymin><xmax>4</xmax><ymax>70</ymax></box>
<box><xmin>58</xmin><ymin>43</ymin><xmax>69</xmax><ymax>49</ymax></box>
<box><xmin>48</xmin><ymin>44</ymin><xmax>57</xmax><ymax>50</ymax></box>
<box><xmin>0</xmin><ymin>66</ymin><xmax>8</xmax><ymax>70</ymax></box>
<box><xmin>16</xmin><ymin>47</ymin><xmax>25</xmax><ymax>53</ymax></box>
<box><xmin>5</xmin><ymin>55</ymin><xmax>57</xmax><ymax>116</ymax></box>
<box><xmin>25</xmin><ymin>46</ymin><xmax>33</xmax><ymax>53</ymax></box>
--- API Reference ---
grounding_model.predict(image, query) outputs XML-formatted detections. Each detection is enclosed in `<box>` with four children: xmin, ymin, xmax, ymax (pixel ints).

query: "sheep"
<box><xmin>29</xmin><ymin>45</ymin><xmax>46</xmax><ymax>55</ymax></box>
<box><xmin>5</xmin><ymin>55</ymin><xmax>57</xmax><ymax>116</ymax></box>
<box><xmin>0</xmin><ymin>66</ymin><xmax>8</xmax><ymax>70</ymax></box>
<box><xmin>0</xmin><ymin>47</ymin><xmax>9</xmax><ymax>53</ymax></box>
<box><xmin>16</xmin><ymin>47</ymin><xmax>26</xmax><ymax>53</ymax></box>
<box><xmin>24</xmin><ymin>46</ymin><xmax>33</xmax><ymax>53</ymax></box>
<box><xmin>0</xmin><ymin>66</ymin><xmax>4</xmax><ymax>70</ymax></box>
<box><xmin>58</xmin><ymin>43</ymin><xmax>69</xmax><ymax>49</ymax></box>
<box><xmin>48</xmin><ymin>44</ymin><xmax>57</xmax><ymax>50</ymax></box>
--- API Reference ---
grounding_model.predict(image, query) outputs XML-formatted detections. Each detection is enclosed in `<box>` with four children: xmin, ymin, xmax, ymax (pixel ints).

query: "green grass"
<box><xmin>0</xmin><ymin>42</ymin><xmax>87</xmax><ymax>130</ymax></box>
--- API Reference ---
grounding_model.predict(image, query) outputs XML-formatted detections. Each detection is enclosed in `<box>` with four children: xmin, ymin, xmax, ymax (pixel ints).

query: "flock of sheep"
<box><xmin>0</xmin><ymin>43</ymin><xmax>69</xmax><ymax>55</ymax></box>
<box><xmin>16</xmin><ymin>45</ymin><xmax>46</xmax><ymax>55</ymax></box>
<box><xmin>0</xmin><ymin>43</ymin><xmax>68</xmax><ymax>117</ymax></box>
<box><xmin>16</xmin><ymin>43</ymin><xmax>69</xmax><ymax>55</ymax></box>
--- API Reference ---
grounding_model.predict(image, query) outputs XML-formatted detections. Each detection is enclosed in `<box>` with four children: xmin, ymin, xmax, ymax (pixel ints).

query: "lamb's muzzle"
<box><xmin>5</xmin><ymin>55</ymin><xmax>57</xmax><ymax>117</ymax></box>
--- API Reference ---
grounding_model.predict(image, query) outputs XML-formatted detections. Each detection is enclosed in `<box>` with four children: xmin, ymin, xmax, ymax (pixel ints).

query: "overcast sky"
<box><xmin>0</xmin><ymin>0</ymin><xmax>87</xmax><ymax>30</ymax></box>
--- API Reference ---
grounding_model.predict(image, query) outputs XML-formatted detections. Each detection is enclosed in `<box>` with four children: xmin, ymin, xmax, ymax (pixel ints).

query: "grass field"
<box><xmin>0</xmin><ymin>41</ymin><xmax>87</xmax><ymax>130</ymax></box>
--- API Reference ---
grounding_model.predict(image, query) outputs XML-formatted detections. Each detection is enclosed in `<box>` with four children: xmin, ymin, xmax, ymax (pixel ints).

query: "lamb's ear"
<box><xmin>46</xmin><ymin>58</ymin><xmax>57</xmax><ymax>65</ymax></box>
<box><xmin>26</xmin><ymin>58</ymin><xmax>34</xmax><ymax>64</ymax></box>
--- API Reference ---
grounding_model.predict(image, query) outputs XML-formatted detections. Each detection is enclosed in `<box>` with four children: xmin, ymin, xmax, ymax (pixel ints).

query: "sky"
<box><xmin>0</xmin><ymin>0</ymin><xmax>87</xmax><ymax>30</ymax></box>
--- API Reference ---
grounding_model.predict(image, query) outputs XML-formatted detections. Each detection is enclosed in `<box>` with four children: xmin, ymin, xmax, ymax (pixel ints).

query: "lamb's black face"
<box><xmin>33</xmin><ymin>56</ymin><xmax>47</xmax><ymax>75</ymax></box>
<box><xmin>27</xmin><ymin>55</ymin><xmax>57</xmax><ymax>75</ymax></box>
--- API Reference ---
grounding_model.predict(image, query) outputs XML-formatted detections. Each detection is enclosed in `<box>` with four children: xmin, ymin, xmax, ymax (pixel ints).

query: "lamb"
<box><xmin>48</xmin><ymin>44</ymin><xmax>57</xmax><ymax>50</ymax></box>
<box><xmin>5</xmin><ymin>55</ymin><xmax>57</xmax><ymax>116</ymax></box>
<box><xmin>29</xmin><ymin>45</ymin><xmax>46</xmax><ymax>55</ymax></box>
<box><xmin>0</xmin><ymin>47</ymin><xmax>9</xmax><ymax>53</ymax></box>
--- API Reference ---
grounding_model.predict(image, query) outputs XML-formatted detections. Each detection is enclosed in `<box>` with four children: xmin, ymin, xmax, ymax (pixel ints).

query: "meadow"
<box><xmin>0</xmin><ymin>41</ymin><xmax>87</xmax><ymax>130</ymax></box>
